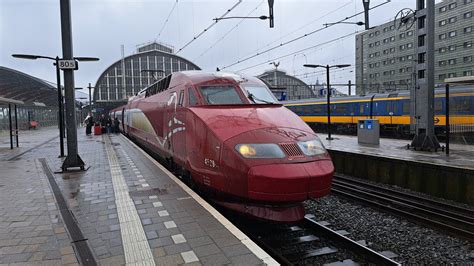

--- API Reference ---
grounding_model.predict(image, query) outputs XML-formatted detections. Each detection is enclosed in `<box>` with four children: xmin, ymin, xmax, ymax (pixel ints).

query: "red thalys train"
<box><xmin>110</xmin><ymin>71</ymin><xmax>333</xmax><ymax>222</ymax></box>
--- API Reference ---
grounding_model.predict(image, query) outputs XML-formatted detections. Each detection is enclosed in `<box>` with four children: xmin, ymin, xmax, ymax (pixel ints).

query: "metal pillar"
<box><xmin>8</xmin><ymin>104</ymin><xmax>13</xmax><ymax>149</ymax></box>
<box><xmin>60</xmin><ymin>0</ymin><xmax>85</xmax><ymax>170</ymax></box>
<box><xmin>55</xmin><ymin>57</ymin><xmax>65</xmax><ymax>157</ymax></box>
<box><xmin>88</xmin><ymin>83</ymin><xmax>93</xmax><ymax>114</ymax></box>
<box><xmin>445</xmin><ymin>83</ymin><xmax>450</xmax><ymax>155</ymax></box>
<box><xmin>14</xmin><ymin>105</ymin><xmax>18</xmax><ymax>147</ymax></box>
<box><xmin>325</xmin><ymin>65</ymin><xmax>333</xmax><ymax>140</ymax></box>
<box><xmin>348</xmin><ymin>80</ymin><xmax>352</xmax><ymax>96</ymax></box>
<box><xmin>410</xmin><ymin>0</ymin><xmax>440</xmax><ymax>151</ymax></box>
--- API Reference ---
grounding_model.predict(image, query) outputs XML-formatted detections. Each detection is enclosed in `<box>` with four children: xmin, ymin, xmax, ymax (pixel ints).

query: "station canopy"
<box><xmin>0</xmin><ymin>66</ymin><xmax>58</xmax><ymax>107</ymax></box>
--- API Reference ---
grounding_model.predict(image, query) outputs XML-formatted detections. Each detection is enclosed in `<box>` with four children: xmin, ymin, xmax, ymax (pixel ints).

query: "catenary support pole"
<box><xmin>60</xmin><ymin>0</ymin><xmax>85</xmax><ymax>170</ymax></box>
<box><xmin>326</xmin><ymin>65</ymin><xmax>333</xmax><ymax>140</ymax></box>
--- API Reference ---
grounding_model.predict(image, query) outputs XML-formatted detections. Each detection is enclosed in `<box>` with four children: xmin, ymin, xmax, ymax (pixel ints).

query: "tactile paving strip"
<box><xmin>104</xmin><ymin>136</ymin><xmax>155</xmax><ymax>265</ymax></box>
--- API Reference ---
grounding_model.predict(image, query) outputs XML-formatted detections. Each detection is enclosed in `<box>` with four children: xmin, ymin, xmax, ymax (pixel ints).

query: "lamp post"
<box><xmin>12</xmin><ymin>54</ymin><xmax>99</xmax><ymax>159</ymax></box>
<box><xmin>303</xmin><ymin>64</ymin><xmax>351</xmax><ymax>140</ymax></box>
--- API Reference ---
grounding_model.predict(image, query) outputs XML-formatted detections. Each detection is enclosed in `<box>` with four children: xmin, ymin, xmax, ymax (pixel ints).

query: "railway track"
<box><xmin>332</xmin><ymin>174</ymin><xmax>474</xmax><ymax>242</ymax></box>
<box><xmin>232</xmin><ymin>214</ymin><xmax>400</xmax><ymax>265</ymax></box>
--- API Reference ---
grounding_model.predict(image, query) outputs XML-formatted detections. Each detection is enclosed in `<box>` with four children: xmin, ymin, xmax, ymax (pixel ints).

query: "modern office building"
<box><xmin>355</xmin><ymin>0</ymin><xmax>474</xmax><ymax>94</ymax></box>
<box><xmin>94</xmin><ymin>41</ymin><xmax>201</xmax><ymax>112</ymax></box>
<box><xmin>257</xmin><ymin>69</ymin><xmax>316</xmax><ymax>100</ymax></box>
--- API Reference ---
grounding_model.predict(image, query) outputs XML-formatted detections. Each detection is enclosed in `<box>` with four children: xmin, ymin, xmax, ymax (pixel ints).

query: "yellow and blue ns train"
<box><xmin>283</xmin><ymin>86</ymin><xmax>474</xmax><ymax>137</ymax></box>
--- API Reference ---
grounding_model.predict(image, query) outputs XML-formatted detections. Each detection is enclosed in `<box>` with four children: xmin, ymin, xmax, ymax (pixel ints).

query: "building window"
<box><xmin>390</xmin><ymin>25</ymin><xmax>395</xmax><ymax>30</ymax></box>
<box><xmin>400</xmin><ymin>33</ymin><xmax>405</xmax><ymax>38</ymax></box>
<box><xmin>464</xmin><ymin>41</ymin><xmax>473</xmax><ymax>48</ymax></box>
<box><xmin>369</xmin><ymin>74</ymin><xmax>374</xmax><ymax>78</ymax></box>
<box><xmin>400</xmin><ymin>44</ymin><xmax>406</xmax><ymax>50</ymax></box>
<box><xmin>375</xmin><ymin>31</ymin><xmax>380</xmax><ymax>36</ymax></box>
<box><xmin>439</xmin><ymin>20</ymin><xmax>447</xmax><ymax>26</ymax></box>
<box><xmin>464</xmin><ymin>71</ymin><xmax>473</xmax><ymax>76</ymax></box>
<box><xmin>407</xmin><ymin>67</ymin><xmax>412</xmax><ymax>72</ymax></box>
<box><xmin>390</xmin><ymin>36</ymin><xmax>395</xmax><ymax>41</ymax></box>
<box><xmin>439</xmin><ymin>74</ymin><xmax>447</xmax><ymax>80</ymax></box>
<box><xmin>375</xmin><ymin>62</ymin><xmax>380</xmax><ymax>67</ymax></box>
<box><xmin>449</xmin><ymin>31</ymin><xmax>456</xmax><ymax>37</ymax></box>
<box><xmin>383</xmin><ymin>60</ymin><xmax>388</xmax><ymax>65</ymax></box>
<box><xmin>448</xmin><ymin>73</ymin><xmax>456</xmax><ymax>78</ymax></box>
<box><xmin>448</xmin><ymin>59</ymin><xmax>456</xmax><ymax>65</ymax></box>
<box><xmin>369</xmin><ymin>32</ymin><xmax>374</xmax><ymax>37</ymax></box>
<box><xmin>407</xmin><ymin>55</ymin><xmax>413</xmax><ymax>60</ymax></box>
<box><xmin>375</xmin><ymin>41</ymin><xmax>380</xmax><ymax>46</ymax></box>
<box><xmin>390</xmin><ymin>47</ymin><xmax>395</xmax><ymax>53</ymax></box>
<box><xmin>464</xmin><ymin>26</ymin><xmax>473</xmax><ymax>33</ymax></box>
<box><xmin>407</xmin><ymin>43</ymin><xmax>413</xmax><ymax>48</ymax></box>
<box><xmin>448</xmin><ymin>16</ymin><xmax>457</xmax><ymax>23</ymax></box>
<box><xmin>375</xmin><ymin>73</ymin><xmax>380</xmax><ymax>77</ymax></box>
<box><xmin>407</xmin><ymin>31</ymin><xmax>413</xmax><ymax>36</ymax></box>
<box><xmin>439</xmin><ymin>61</ymin><xmax>447</xmax><ymax>66</ymax></box>
<box><xmin>464</xmin><ymin>56</ymin><xmax>473</xmax><ymax>63</ymax></box>
<box><xmin>383</xmin><ymin>38</ymin><xmax>389</xmax><ymax>44</ymax></box>
<box><xmin>464</xmin><ymin>12</ymin><xmax>472</xmax><ymax>18</ymax></box>
<box><xmin>390</xmin><ymin>59</ymin><xmax>395</xmax><ymax>64</ymax></box>
<box><xmin>400</xmin><ymin>57</ymin><xmax>406</xmax><ymax>62</ymax></box>
<box><xmin>439</xmin><ymin>47</ymin><xmax>447</xmax><ymax>53</ymax></box>
<box><xmin>439</xmin><ymin>6</ymin><xmax>447</xmax><ymax>13</ymax></box>
<box><xmin>369</xmin><ymin>43</ymin><xmax>373</xmax><ymax>48</ymax></box>
<box><xmin>449</xmin><ymin>2</ymin><xmax>457</xmax><ymax>9</ymax></box>
<box><xmin>449</xmin><ymin>45</ymin><xmax>456</xmax><ymax>51</ymax></box>
<box><xmin>400</xmin><ymin>68</ymin><xmax>405</xmax><ymax>73</ymax></box>
<box><xmin>439</xmin><ymin>33</ymin><xmax>447</xmax><ymax>40</ymax></box>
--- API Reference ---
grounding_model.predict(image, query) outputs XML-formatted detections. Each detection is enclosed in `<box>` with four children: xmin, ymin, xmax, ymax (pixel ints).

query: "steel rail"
<box><xmin>303</xmin><ymin>216</ymin><xmax>401</xmax><ymax>266</ymax></box>
<box><xmin>333</xmin><ymin>179</ymin><xmax>474</xmax><ymax>226</ymax></box>
<box><xmin>334</xmin><ymin>174</ymin><xmax>474</xmax><ymax>217</ymax></box>
<box><xmin>331</xmin><ymin>184</ymin><xmax>474</xmax><ymax>241</ymax></box>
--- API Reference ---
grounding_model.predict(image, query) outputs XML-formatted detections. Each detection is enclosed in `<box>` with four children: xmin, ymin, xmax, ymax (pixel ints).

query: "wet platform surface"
<box><xmin>317</xmin><ymin>133</ymin><xmax>474</xmax><ymax>170</ymax></box>
<box><xmin>0</xmin><ymin>127</ymin><xmax>276</xmax><ymax>265</ymax></box>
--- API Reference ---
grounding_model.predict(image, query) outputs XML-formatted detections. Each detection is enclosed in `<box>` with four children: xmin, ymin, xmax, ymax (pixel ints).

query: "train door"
<box><xmin>172</xmin><ymin>89</ymin><xmax>187</xmax><ymax>165</ymax></box>
<box><xmin>165</xmin><ymin>92</ymin><xmax>178</xmax><ymax>153</ymax></box>
<box><xmin>121</xmin><ymin>108</ymin><xmax>125</xmax><ymax>133</ymax></box>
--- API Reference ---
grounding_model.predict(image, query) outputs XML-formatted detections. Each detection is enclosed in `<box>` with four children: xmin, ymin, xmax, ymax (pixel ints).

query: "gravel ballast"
<box><xmin>305</xmin><ymin>194</ymin><xmax>473</xmax><ymax>264</ymax></box>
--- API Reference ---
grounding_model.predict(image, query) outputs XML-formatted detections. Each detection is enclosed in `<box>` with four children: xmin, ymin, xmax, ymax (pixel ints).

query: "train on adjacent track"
<box><xmin>282</xmin><ymin>87</ymin><xmax>474</xmax><ymax>139</ymax></box>
<box><xmin>110</xmin><ymin>71</ymin><xmax>334</xmax><ymax>222</ymax></box>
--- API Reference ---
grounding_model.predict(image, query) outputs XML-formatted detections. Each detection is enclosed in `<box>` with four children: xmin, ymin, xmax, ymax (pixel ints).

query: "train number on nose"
<box><xmin>204</xmin><ymin>158</ymin><xmax>216</xmax><ymax>168</ymax></box>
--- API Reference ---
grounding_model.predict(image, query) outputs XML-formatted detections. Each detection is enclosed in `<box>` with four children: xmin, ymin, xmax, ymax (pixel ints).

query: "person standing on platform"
<box><xmin>106</xmin><ymin>115</ymin><xmax>112</xmax><ymax>134</ymax></box>
<box><xmin>113</xmin><ymin>117</ymin><xmax>120</xmax><ymax>133</ymax></box>
<box><xmin>84</xmin><ymin>112</ymin><xmax>94</xmax><ymax>135</ymax></box>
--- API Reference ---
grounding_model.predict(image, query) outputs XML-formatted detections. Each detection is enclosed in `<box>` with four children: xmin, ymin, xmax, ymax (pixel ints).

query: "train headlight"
<box><xmin>297</xmin><ymin>139</ymin><xmax>327</xmax><ymax>156</ymax></box>
<box><xmin>235</xmin><ymin>144</ymin><xmax>285</xmax><ymax>158</ymax></box>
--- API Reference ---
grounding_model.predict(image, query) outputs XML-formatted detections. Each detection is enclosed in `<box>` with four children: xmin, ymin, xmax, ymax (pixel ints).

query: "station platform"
<box><xmin>317</xmin><ymin>133</ymin><xmax>474</xmax><ymax>205</ymax></box>
<box><xmin>0</xmin><ymin>128</ymin><xmax>277</xmax><ymax>265</ymax></box>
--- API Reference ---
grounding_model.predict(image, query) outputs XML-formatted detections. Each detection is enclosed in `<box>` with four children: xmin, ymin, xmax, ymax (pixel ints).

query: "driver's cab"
<box><xmin>186</xmin><ymin>79</ymin><xmax>279</xmax><ymax>107</ymax></box>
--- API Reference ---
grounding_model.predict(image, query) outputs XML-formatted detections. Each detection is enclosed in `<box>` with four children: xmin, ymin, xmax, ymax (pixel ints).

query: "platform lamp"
<box><xmin>12</xmin><ymin>54</ymin><xmax>99</xmax><ymax>158</ymax></box>
<box><xmin>303</xmin><ymin>64</ymin><xmax>351</xmax><ymax>140</ymax></box>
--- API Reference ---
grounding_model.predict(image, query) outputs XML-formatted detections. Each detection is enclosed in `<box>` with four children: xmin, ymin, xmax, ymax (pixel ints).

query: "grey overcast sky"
<box><xmin>1</xmin><ymin>0</ymin><xmax>419</xmax><ymax>94</ymax></box>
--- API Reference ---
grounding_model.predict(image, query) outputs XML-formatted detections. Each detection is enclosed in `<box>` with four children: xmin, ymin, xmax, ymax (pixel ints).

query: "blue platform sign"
<box><xmin>365</xmin><ymin>120</ymin><xmax>373</xmax><ymax>130</ymax></box>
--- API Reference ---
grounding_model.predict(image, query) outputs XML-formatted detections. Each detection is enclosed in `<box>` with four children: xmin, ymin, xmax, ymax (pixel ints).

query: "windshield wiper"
<box><xmin>247</xmin><ymin>92</ymin><xmax>274</xmax><ymax>104</ymax></box>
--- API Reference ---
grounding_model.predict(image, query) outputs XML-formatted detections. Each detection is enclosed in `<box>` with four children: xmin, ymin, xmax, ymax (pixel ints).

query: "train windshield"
<box><xmin>199</xmin><ymin>86</ymin><xmax>244</xmax><ymax>105</ymax></box>
<box><xmin>244</xmin><ymin>86</ymin><xmax>278</xmax><ymax>104</ymax></box>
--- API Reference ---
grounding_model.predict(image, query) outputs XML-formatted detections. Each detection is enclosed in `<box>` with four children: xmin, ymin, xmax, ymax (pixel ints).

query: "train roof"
<box><xmin>281</xmin><ymin>85</ymin><xmax>473</xmax><ymax>105</ymax></box>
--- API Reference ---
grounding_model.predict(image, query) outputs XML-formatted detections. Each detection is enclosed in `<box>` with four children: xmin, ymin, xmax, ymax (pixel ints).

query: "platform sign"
<box><xmin>58</xmin><ymin>60</ymin><xmax>77</xmax><ymax>70</ymax></box>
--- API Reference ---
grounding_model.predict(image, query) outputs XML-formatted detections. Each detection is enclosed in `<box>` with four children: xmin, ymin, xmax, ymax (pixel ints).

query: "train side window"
<box><xmin>359</xmin><ymin>104</ymin><xmax>364</xmax><ymax>114</ymax></box>
<box><xmin>188</xmin><ymin>88</ymin><xmax>198</xmax><ymax>106</ymax></box>
<box><xmin>402</xmin><ymin>102</ymin><xmax>410</xmax><ymax>114</ymax></box>
<box><xmin>434</xmin><ymin>100</ymin><xmax>443</xmax><ymax>113</ymax></box>
<box><xmin>178</xmin><ymin>90</ymin><xmax>184</xmax><ymax>106</ymax></box>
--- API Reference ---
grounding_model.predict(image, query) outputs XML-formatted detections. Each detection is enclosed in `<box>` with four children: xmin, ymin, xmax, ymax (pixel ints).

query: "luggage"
<box><xmin>94</xmin><ymin>125</ymin><xmax>102</xmax><ymax>135</ymax></box>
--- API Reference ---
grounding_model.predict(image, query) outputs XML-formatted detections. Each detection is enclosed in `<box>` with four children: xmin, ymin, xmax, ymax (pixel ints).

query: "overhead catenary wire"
<box><xmin>193</xmin><ymin>0</ymin><xmax>265</xmax><ymax>61</ymax></box>
<box><xmin>219</xmin><ymin>0</ymin><xmax>391</xmax><ymax>70</ymax></box>
<box><xmin>247</xmin><ymin>1</ymin><xmax>353</xmax><ymax>56</ymax></box>
<box><xmin>157</xmin><ymin>0</ymin><xmax>179</xmax><ymax>40</ymax></box>
<box><xmin>236</xmin><ymin>31</ymin><xmax>358</xmax><ymax>73</ymax></box>
<box><xmin>176</xmin><ymin>0</ymin><xmax>243</xmax><ymax>54</ymax></box>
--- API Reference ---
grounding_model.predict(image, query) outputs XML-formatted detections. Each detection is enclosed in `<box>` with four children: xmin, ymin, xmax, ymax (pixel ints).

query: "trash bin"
<box><xmin>357</xmin><ymin>119</ymin><xmax>379</xmax><ymax>145</ymax></box>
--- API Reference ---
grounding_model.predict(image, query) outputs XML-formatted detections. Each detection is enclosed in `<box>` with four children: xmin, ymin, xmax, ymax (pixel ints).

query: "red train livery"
<box><xmin>111</xmin><ymin>71</ymin><xmax>334</xmax><ymax>222</ymax></box>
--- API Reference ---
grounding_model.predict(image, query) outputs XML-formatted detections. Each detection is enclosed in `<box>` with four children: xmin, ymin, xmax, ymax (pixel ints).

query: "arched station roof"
<box><xmin>0</xmin><ymin>66</ymin><xmax>58</xmax><ymax>107</ymax></box>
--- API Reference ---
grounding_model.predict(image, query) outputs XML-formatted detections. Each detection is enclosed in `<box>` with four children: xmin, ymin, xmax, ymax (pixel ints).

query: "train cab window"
<box><xmin>188</xmin><ymin>88</ymin><xmax>199</xmax><ymax>106</ymax></box>
<box><xmin>243</xmin><ymin>86</ymin><xmax>278</xmax><ymax>104</ymax></box>
<box><xmin>199</xmin><ymin>86</ymin><xmax>243</xmax><ymax>105</ymax></box>
<box><xmin>178</xmin><ymin>90</ymin><xmax>184</xmax><ymax>107</ymax></box>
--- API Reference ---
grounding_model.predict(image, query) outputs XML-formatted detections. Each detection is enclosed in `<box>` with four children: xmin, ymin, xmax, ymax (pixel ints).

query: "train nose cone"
<box><xmin>247</xmin><ymin>160</ymin><xmax>334</xmax><ymax>202</ymax></box>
